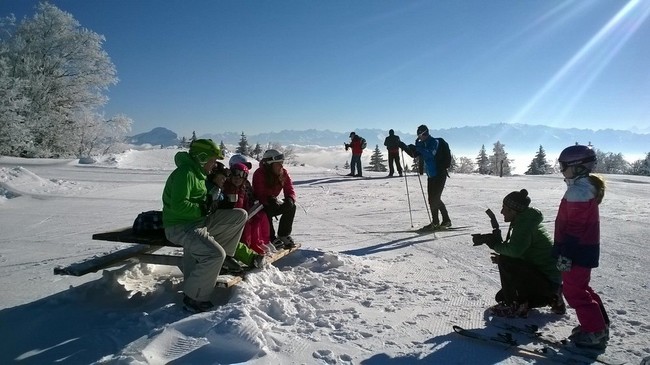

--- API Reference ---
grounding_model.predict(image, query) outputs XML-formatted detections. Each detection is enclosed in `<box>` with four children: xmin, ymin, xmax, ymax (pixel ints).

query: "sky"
<box><xmin>1</xmin><ymin>149</ymin><xmax>649</xmax><ymax>364</ymax></box>
<box><xmin>2</xmin><ymin>0</ymin><xmax>650</xmax><ymax>138</ymax></box>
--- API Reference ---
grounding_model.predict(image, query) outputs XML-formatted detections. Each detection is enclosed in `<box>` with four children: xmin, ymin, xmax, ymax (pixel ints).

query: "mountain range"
<box><xmin>130</xmin><ymin>124</ymin><xmax>650</xmax><ymax>158</ymax></box>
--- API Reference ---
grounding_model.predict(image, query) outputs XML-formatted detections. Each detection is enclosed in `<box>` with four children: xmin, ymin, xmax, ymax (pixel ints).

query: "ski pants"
<box><xmin>165</xmin><ymin>208</ymin><xmax>247</xmax><ymax>302</ymax></box>
<box><xmin>350</xmin><ymin>154</ymin><xmax>362</xmax><ymax>176</ymax></box>
<box><xmin>387</xmin><ymin>151</ymin><xmax>402</xmax><ymax>175</ymax></box>
<box><xmin>426</xmin><ymin>175</ymin><xmax>450</xmax><ymax>225</ymax></box>
<box><xmin>562</xmin><ymin>265</ymin><xmax>609</xmax><ymax>332</ymax></box>
<box><xmin>264</xmin><ymin>199</ymin><xmax>296</xmax><ymax>240</ymax></box>
<box><xmin>497</xmin><ymin>255</ymin><xmax>559</xmax><ymax>307</ymax></box>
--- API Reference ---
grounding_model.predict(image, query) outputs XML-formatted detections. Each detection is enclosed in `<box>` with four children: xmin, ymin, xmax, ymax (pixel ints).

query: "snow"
<box><xmin>1</xmin><ymin>149</ymin><xmax>649</xmax><ymax>365</ymax></box>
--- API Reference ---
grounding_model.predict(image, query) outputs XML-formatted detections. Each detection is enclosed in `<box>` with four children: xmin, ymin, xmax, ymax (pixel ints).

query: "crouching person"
<box><xmin>472</xmin><ymin>189</ymin><xmax>565</xmax><ymax>318</ymax></box>
<box><xmin>162</xmin><ymin>139</ymin><xmax>247</xmax><ymax>313</ymax></box>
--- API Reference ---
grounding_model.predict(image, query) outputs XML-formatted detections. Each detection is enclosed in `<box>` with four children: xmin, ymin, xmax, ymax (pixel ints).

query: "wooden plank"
<box><xmin>54</xmin><ymin>245</ymin><xmax>160</xmax><ymax>276</ymax></box>
<box><xmin>92</xmin><ymin>227</ymin><xmax>180</xmax><ymax>247</ymax></box>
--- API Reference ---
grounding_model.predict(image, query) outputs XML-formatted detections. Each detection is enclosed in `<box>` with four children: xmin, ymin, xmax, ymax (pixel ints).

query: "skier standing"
<box><xmin>383</xmin><ymin>129</ymin><xmax>403</xmax><ymax>177</ymax></box>
<box><xmin>400</xmin><ymin>124</ymin><xmax>452</xmax><ymax>230</ymax></box>
<box><xmin>554</xmin><ymin>144</ymin><xmax>610</xmax><ymax>349</ymax></box>
<box><xmin>344</xmin><ymin>132</ymin><xmax>365</xmax><ymax>177</ymax></box>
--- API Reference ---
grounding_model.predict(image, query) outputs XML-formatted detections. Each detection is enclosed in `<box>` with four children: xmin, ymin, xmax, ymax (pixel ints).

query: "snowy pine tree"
<box><xmin>236</xmin><ymin>132</ymin><xmax>251</xmax><ymax>156</ymax></box>
<box><xmin>367</xmin><ymin>145</ymin><xmax>387</xmax><ymax>172</ymax></box>
<box><xmin>488</xmin><ymin>141</ymin><xmax>512</xmax><ymax>176</ymax></box>
<box><xmin>525</xmin><ymin>145</ymin><xmax>552</xmax><ymax>175</ymax></box>
<box><xmin>476</xmin><ymin>145</ymin><xmax>490</xmax><ymax>175</ymax></box>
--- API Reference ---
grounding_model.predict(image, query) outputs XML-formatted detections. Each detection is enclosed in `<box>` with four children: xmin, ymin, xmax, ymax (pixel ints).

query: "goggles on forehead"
<box><xmin>266</xmin><ymin>154</ymin><xmax>284</xmax><ymax>163</ymax></box>
<box><xmin>231</xmin><ymin>169</ymin><xmax>248</xmax><ymax>178</ymax></box>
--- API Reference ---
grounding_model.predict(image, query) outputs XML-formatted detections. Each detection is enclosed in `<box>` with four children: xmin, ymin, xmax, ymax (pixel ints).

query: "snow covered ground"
<box><xmin>1</xmin><ymin>148</ymin><xmax>649</xmax><ymax>365</ymax></box>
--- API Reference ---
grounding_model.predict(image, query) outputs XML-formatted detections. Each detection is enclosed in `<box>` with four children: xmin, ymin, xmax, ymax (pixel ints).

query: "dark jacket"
<box><xmin>384</xmin><ymin>132</ymin><xmax>401</xmax><ymax>153</ymax></box>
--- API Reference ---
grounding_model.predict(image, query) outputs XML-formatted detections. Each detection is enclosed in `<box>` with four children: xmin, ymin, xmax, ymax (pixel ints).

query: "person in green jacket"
<box><xmin>476</xmin><ymin>189</ymin><xmax>565</xmax><ymax>318</ymax></box>
<box><xmin>162</xmin><ymin>139</ymin><xmax>247</xmax><ymax>313</ymax></box>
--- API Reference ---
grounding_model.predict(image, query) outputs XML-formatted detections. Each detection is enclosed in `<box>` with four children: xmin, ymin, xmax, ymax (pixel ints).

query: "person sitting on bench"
<box><xmin>162</xmin><ymin>139</ymin><xmax>247</xmax><ymax>313</ymax></box>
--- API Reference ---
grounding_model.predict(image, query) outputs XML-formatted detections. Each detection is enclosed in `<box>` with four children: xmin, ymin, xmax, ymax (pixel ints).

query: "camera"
<box><xmin>471</xmin><ymin>229</ymin><xmax>502</xmax><ymax>248</ymax></box>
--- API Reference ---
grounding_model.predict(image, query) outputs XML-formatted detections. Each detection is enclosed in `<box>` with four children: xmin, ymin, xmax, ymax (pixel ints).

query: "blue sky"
<box><xmin>2</xmin><ymin>0</ymin><xmax>649</xmax><ymax>138</ymax></box>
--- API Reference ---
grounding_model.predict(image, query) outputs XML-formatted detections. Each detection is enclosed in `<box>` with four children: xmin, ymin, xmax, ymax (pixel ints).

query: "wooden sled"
<box><xmin>54</xmin><ymin>227</ymin><xmax>300</xmax><ymax>288</ymax></box>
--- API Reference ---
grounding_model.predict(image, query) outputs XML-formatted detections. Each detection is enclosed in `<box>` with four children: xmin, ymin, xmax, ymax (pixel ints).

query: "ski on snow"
<box><xmin>488</xmin><ymin>321</ymin><xmax>625</xmax><ymax>365</ymax></box>
<box><xmin>453</xmin><ymin>325</ymin><xmax>626</xmax><ymax>365</ymax></box>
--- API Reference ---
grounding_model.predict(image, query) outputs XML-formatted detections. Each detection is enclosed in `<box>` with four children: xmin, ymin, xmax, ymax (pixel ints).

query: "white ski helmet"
<box><xmin>228</xmin><ymin>154</ymin><xmax>252</xmax><ymax>169</ymax></box>
<box><xmin>262</xmin><ymin>149</ymin><xmax>284</xmax><ymax>164</ymax></box>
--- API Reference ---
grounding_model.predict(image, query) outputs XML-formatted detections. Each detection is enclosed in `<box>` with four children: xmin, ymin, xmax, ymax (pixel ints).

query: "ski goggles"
<box><xmin>265</xmin><ymin>154</ymin><xmax>284</xmax><ymax>163</ymax></box>
<box><xmin>559</xmin><ymin>155</ymin><xmax>596</xmax><ymax>172</ymax></box>
<box><xmin>231</xmin><ymin>169</ymin><xmax>248</xmax><ymax>178</ymax></box>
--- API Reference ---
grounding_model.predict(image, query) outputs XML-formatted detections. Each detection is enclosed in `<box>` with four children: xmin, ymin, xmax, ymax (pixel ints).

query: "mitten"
<box><xmin>556</xmin><ymin>256</ymin><xmax>572</xmax><ymax>271</ymax></box>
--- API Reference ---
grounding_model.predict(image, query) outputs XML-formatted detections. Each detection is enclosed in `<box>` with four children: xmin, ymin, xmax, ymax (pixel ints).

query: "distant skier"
<box><xmin>344</xmin><ymin>132</ymin><xmax>366</xmax><ymax>177</ymax></box>
<box><xmin>383</xmin><ymin>129</ymin><xmax>403</xmax><ymax>177</ymax></box>
<box><xmin>554</xmin><ymin>144</ymin><xmax>610</xmax><ymax>349</ymax></box>
<box><xmin>472</xmin><ymin>189</ymin><xmax>565</xmax><ymax>318</ymax></box>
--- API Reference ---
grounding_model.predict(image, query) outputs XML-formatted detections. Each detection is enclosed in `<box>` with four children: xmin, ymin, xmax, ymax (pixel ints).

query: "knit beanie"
<box><xmin>503</xmin><ymin>189</ymin><xmax>531</xmax><ymax>212</ymax></box>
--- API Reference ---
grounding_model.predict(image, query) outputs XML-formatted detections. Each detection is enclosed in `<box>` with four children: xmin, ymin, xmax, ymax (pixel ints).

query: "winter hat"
<box><xmin>416</xmin><ymin>124</ymin><xmax>429</xmax><ymax>136</ymax></box>
<box><xmin>389</xmin><ymin>129</ymin><xmax>395</xmax><ymax>136</ymax></box>
<box><xmin>349</xmin><ymin>132</ymin><xmax>356</xmax><ymax>138</ymax></box>
<box><xmin>228</xmin><ymin>154</ymin><xmax>252</xmax><ymax>169</ymax></box>
<box><xmin>503</xmin><ymin>189</ymin><xmax>531</xmax><ymax>212</ymax></box>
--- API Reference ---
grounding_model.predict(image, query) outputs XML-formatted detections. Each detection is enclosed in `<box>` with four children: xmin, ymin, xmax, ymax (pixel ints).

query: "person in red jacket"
<box><xmin>554</xmin><ymin>144</ymin><xmax>609</xmax><ymax>349</ymax></box>
<box><xmin>252</xmin><ymin>149</ymin><xmax>297</xmax><ymax>249</ymax></box>
<box><xmin>344</xmin><ymin>132</ymin><xmax>365</xmax><ymax>177</ymax></box>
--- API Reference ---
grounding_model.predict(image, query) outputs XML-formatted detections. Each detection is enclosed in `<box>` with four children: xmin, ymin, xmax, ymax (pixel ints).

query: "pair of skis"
<box><xmin>453</xmin><ymin>323</ymin><xmax>626</xmax><ymax>365</ymax></box>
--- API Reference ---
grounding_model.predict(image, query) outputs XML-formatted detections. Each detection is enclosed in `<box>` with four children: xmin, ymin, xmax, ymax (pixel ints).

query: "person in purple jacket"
<box><xmin>554</xmin><ymin>144</ymin><xmax>609</xmax><ymax>349</ymax></box>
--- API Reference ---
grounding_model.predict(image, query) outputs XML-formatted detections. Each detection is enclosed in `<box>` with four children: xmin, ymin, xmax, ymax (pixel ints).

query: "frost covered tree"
<box><xmin>476</xmin><ymin>145</ymin><xmax>489</xmax><ymax>175</ymax></box>
<box><xmin>593</xmin><ymin>150</ymin><xmax>629</xmax><ymax>174</ymax></box>
<box><xmin>75</xmin><ymin>111</ymin><xmax>132</xmax><ymax>158</ymax></box>
<box><xmin>456</xmin><ymin>156</ymin><xmax>475</xmax><ymax>174</ymax></box>
<box><xmin>0</xmin><ymin>3</ymin><xmax>118</xmax><ymax>157</ymax></box>
<box><xmin>0</xmin><ymin>53</ymin><xmax>31</xmax><ymax>156</ymax></box>
<box><xmin>366</xmin><ymin>145</ymin><xmax>387</xmax><ymax>172</ymax></box>
<box><xmin>488</xmin><ymin>141</ymin><xmax>512</xmax><ymax>176</ymax></box>
<box><xmin>525</xmin><ymin>145</ymin><xmax>552</xmax><ymax>175</ymax></box>
<box><xmin>629</xmin><ymin>152</ymin><xmax>650</xmax><ymax>176</ymax></box>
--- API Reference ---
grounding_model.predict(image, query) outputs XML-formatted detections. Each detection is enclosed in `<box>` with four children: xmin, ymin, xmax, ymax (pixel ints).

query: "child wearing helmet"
<box><xmin>206</xmin><ymin>162</ymin><xmax>267</xmax><ymax>269</ymax></box>
<box><xmin>224</xmin><ymin>161</ymin><xmax>274</xmax><ymax>255</ymax></box>
<box><xmin>554</xmin><ymin>144</ymin><xmax>609</xmax><ymax>349</ymax></box>
<box><xmin>162</xmin><ymin>139</ymin><xmax>247</xmax><ymax>313</ymax></box>
<box><xmin>252</xmin><ymin>149</ymin><xmax>297</xmax><ymax>249</ymax></box>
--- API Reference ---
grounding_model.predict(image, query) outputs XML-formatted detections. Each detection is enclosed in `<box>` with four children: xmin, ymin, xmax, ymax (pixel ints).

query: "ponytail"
<box><xmin>589</xmin><ymin>174</ymin><xmax>605</xmax><ymax>204</ymax></box>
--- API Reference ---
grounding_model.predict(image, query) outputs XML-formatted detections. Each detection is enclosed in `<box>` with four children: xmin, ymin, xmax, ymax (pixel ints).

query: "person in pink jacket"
<box><xmin>554</xmin><ymin>144</ymin><xmax>609</xmax><ymax>349</ymax></box>
<box><xmin>252</xmin><ymin>149</ymin><xmax>297</xmax><ymax>249</ymax></box>
<box><xmin>223</xmin><ymin>161</ymin><xmax>273</xmax><ymax>255</ymax></box>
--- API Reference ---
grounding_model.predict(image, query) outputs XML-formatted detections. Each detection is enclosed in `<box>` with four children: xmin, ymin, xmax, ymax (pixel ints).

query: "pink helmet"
<box><xmin>230</xmin><ymin>162</ymin><xmax>249</xmax><ymax>178</ymax></box>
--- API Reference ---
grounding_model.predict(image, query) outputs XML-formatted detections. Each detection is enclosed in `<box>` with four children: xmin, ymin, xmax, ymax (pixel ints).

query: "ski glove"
<box><xmin>556</xmin><ymin>255</ymin><xmax>572</xmax><ymax>272</ymax></box>
<box><xmin>267</xmin><ymin>197</ymin><xmax>282</xmax><ymax>211</ymax></box>
<box><xmin>282</xmin><ymin>197</ymin><xmax>295</xmax><ymax>210</ymax></box>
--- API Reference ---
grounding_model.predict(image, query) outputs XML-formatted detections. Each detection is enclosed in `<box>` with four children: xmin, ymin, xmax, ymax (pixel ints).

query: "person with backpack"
<box><xmin>383</xmin><ymin>129</ymin><xmax>403</xmax><ymax>177</ymax></box>
<box><xmin>162</xmin><ymin>139</ymin><xmax>247</xmax><ymax>313</ymax></box>
<box><xmin>400</xmin><ymin>124</ymin><xmax>452</xmax><ymax>231</ymax></box>
<box><xmin>344</xmin><ymin>132</ymin><xmax>366</xmax><ymax>177</ymax></box>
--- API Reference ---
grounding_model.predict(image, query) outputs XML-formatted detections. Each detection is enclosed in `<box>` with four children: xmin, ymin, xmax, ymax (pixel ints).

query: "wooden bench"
<box><xmin>54</xmin><ymin>227</ymin><xmax>299</xmax><ymax>288</ymax></box>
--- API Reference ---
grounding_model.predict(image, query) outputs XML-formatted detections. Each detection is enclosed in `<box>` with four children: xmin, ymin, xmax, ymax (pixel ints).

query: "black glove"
<box><xmin>267</xmin><ymin>197</ymin><xmax>281</xmax><ymax>211</ymax></box>
<box><xmin>282</xmin><ymin>197</ymin><xmax>295</xmax><ymax>210</ymax></box>
<box><xmin>490</xmin><ymin>253</ymin><xmax>500</xmax><ymax>264</ymax></box>
<box><xmin>344</xmin><ymin>143</ymin><xmax>350</xmax><ymax>151</ymax></box>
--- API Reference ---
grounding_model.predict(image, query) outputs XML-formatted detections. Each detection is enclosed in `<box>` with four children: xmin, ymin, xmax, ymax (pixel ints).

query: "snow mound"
<box><xmin>0</xmin><ymin>166</ymin><xmax>92</xmax><ymax>198</ymax></box>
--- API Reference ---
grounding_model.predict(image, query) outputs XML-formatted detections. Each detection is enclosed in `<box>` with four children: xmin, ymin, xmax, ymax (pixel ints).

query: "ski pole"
<box><xmin>401</xmin><ymin>150</ymin><xmax>414</xmax><ymax>228</ymax></box>
<box><xmin>415</xmin><ymin>161</ymin><xmax>432</xmax><ymax>222</ymax></box>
